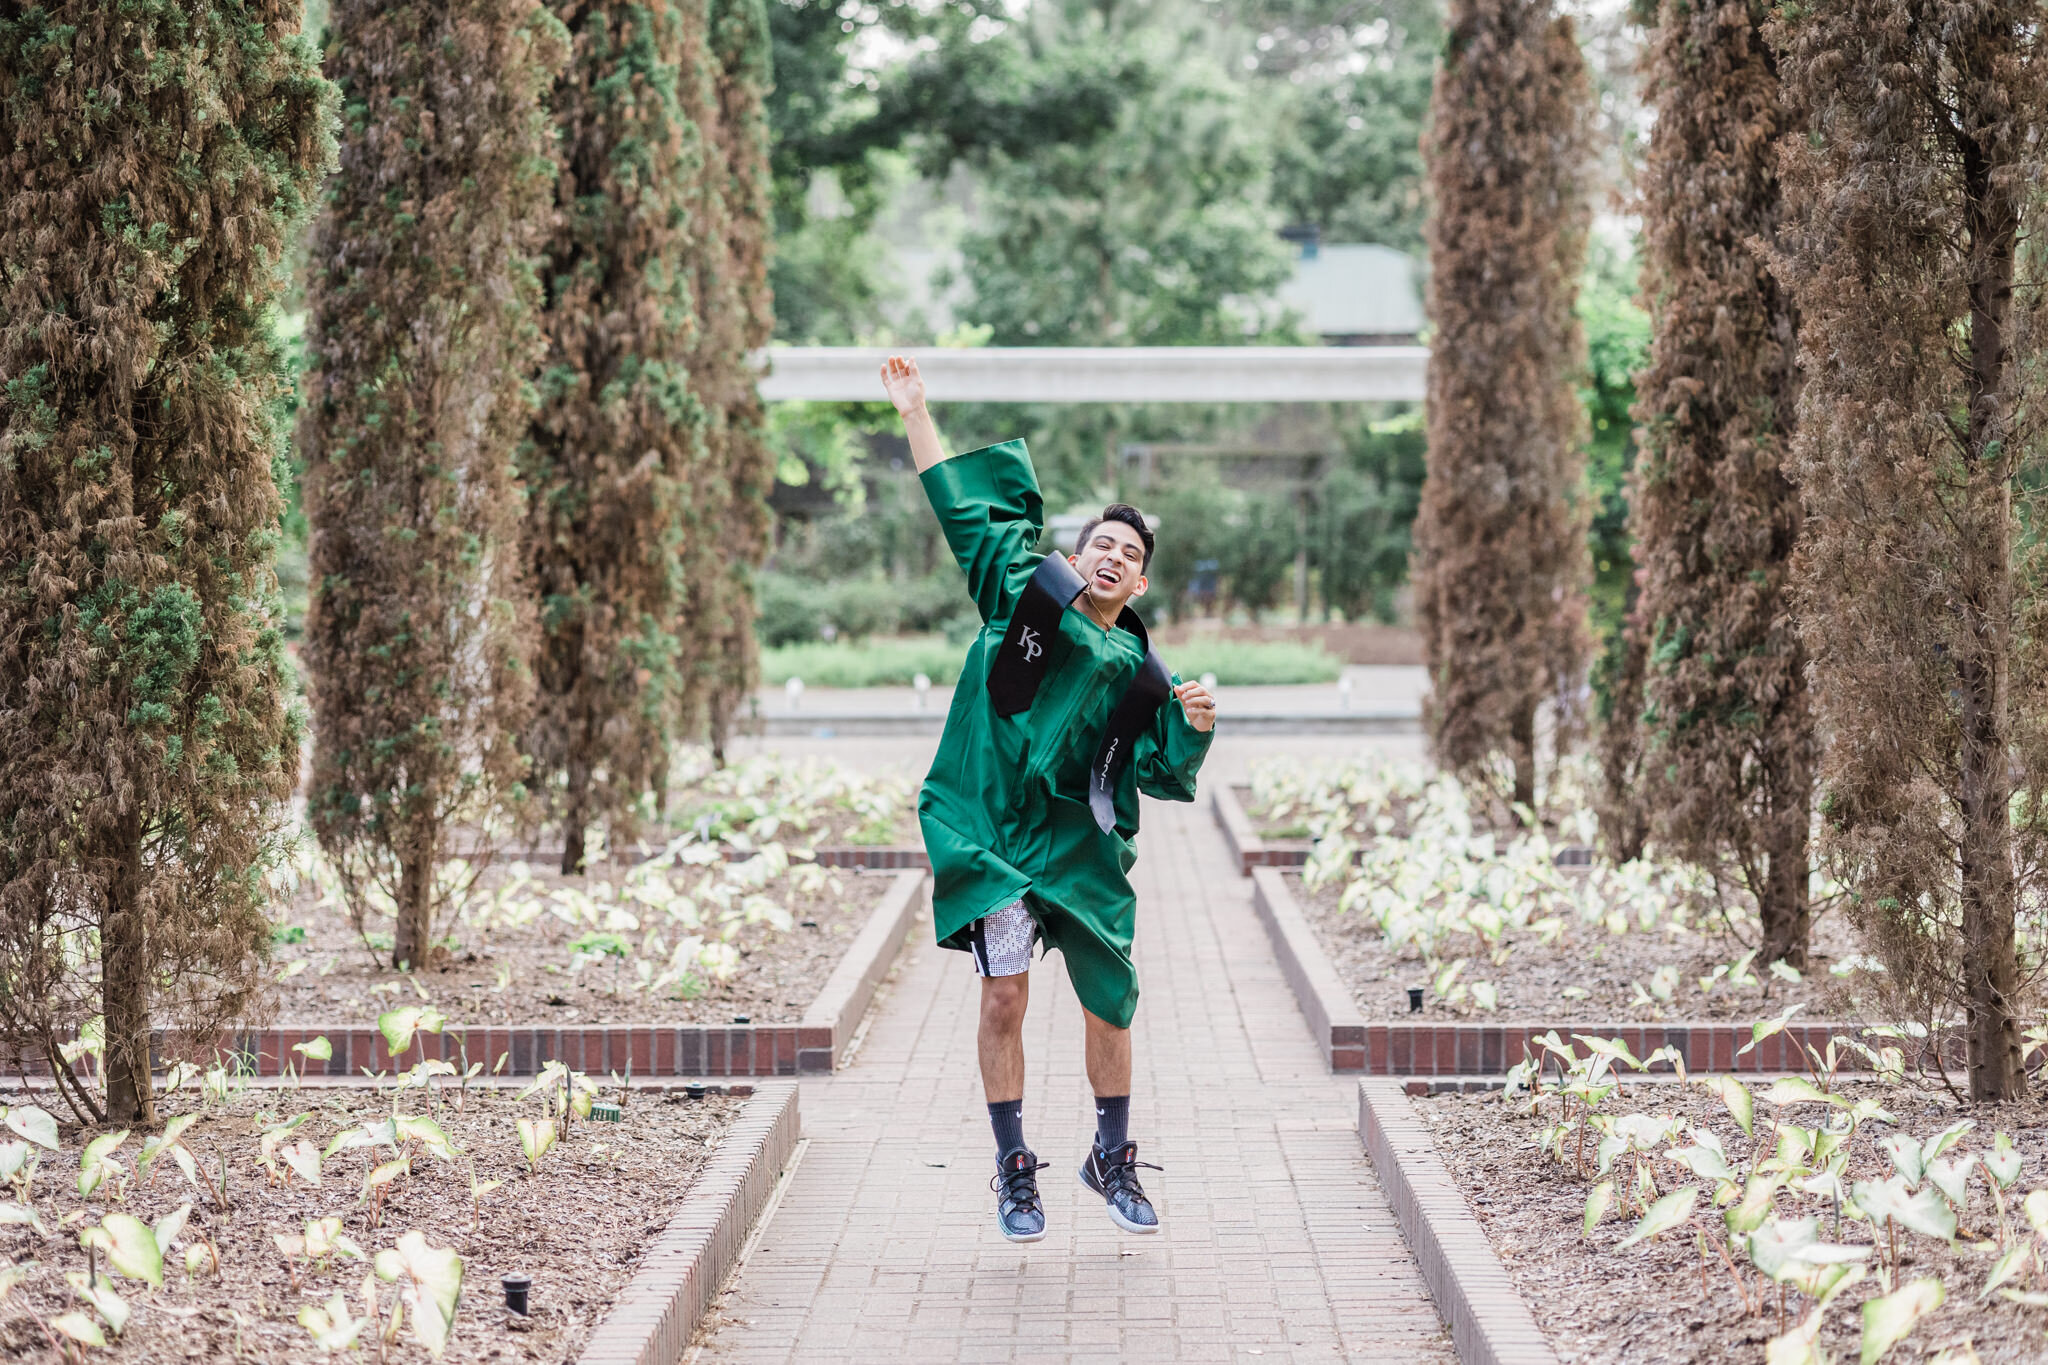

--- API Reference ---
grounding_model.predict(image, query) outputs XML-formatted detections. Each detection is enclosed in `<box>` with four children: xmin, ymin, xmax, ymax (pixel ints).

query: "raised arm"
<box><xmin>882</xmin><ymin>355</ymin><xmax>948</xmax><ymax>472</ymax></box>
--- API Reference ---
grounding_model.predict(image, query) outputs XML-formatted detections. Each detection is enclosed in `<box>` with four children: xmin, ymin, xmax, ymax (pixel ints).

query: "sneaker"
<box><xmin>1078</xmin><ymin>1139</ymin><xmax>1162</xmax><ymax>1233</ymax></box>
<box><xmin>990</xmin><ymin>1146</ymin><xmax>1049</xmax><ymax>1243</ymax></box>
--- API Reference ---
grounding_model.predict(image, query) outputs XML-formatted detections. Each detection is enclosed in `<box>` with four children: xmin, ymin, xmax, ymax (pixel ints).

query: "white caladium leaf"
<box><xmin>1784</xmin><ymin>1259</ymin><xmax>1864</xmax><ymax>1307</ymax></box>
<box><xmin>63</xmin><ymin>1269</ymin><xmax>130</xmax><ymax>1336</ymax></box>
<box><xmin>394</xmin><ymin>1115</ymin><xmax>457</xmax><ymax>1161</ymax></box>
<box><xmin>1746</xmin><ymin>1215</ymin><xmax>1869</xmax><ymax>1284</ymax></box>
<box><xmin>1572</xmin><ymin>1034</ymin><xmax>1644</xmax><ymax>1071</ymax></box>
<box><xmin>1925</xmin><ymin>1154</ymin><xmax>1977</xmax><ymax>1212</ymax></box>
<box><xmin>377</xmin><ymin>1007</ymin><xmax>447</xmax><ymax>1057</ymax></box>
<box><xmin>0</xmin><ymin>1139</ymin><xmax>27</xmax><ymax>1181</ymax></box>
<box><xmin>360</xmin><ymin>1157</ymin><xmax>411</xmax><ymax>1200</ymax></box>
<box><xmin>1616</xmin><ymin>1186</ymin><xmax>1697</xmax><ymax>1252</ymax></box>
<box><xmin>1764</xmin><ymin>1306</ymin><xmax>1827</xmax><ymax>1365</ymax></box>
<box><xmin>1859</xmin><ymin>1276</ymin><xmax>1943</xmax><ymax>1365</ymax></box>
<box><xmin>3</xmin><ymin>1105</ymin><xmax>59</xmax><ymax>1152</ymax></box>
<box><xmin>152</xmin><ymin>1201</ymin><xmax>192</xmax><ymax>1256</ymax></box>
<box><xmin>1703</xmin><ymin>1075</ymin><xmax>1755</xmax><ymax>1137</ymax></box>
<box><xmin>0</xmin><ymin>1202</ymin><xmax>44</xmax><ymax>1234</ymax></box>
<box><xmin>1669</xmin><ymin>1142</ymin><xmax>1739</xmax><ymax>1185</ymax></box>
<box><xmin>1762</xmin><ymin>1077</ymin><xmax>1844</xmax><ymax>1110</ymax></box>
<box><xmin>1985</xmin><ymin>1132</ymin><xmax>2022</xmax><ymax>1189</ymax></box>
<box><xmin>2024</xmin><ymin>1188</ymin><xmax>2048</xmax><ymax>1235</ymax></box>
<box><xmin>49</xmin><ymin>1311</ymin><xmax>107</xmax><ymax>1347</ymax></box>
<box><xmin>1725</xmin><ymin>1176</ymin><xmax>1784</xmax><ymax>1238</ymax></box>
<box><xmin>1583</xmin><ymin>1180</ymin><xmax>1614</xmax><ymax>1237</ymax></box>
<box><xmin>375</xmin><ymin>1229</ymin><xmax>465</xmax><ymax>1358</ymax></box>
<box><xmin>294</xmin><ymin>1035</ymin><xmax>335</xmax><ymax>1063</ymax></box>
<box><xmin>80</xmin><ymin>1211</ymin><xmax>164</xmax><ymax>1286</ymax></box>
<box><xmin>1979</xmin><ymin>1241</ymin><xmax>2034</xmax><ymax>1302</ymax></box>
<box><xmin>77</xmin><ymin>1128</ymin><xmax>130</xmax><ymax>1197</ymax></box>
<box><xmin>1879</xmin><ymin>1133</ymin><xmax>1925</xmax><ymax>1186</ymax></box>
<box><xmin>1919</xmin><ymin>1119</ymin><xmax>1975</xmax><ymax>1167</ymax></box>
<box><xmin>1739</xmin><ymin>1003</ymin><xmax>1805</xmax><ymax>1056</ymax></box>
<box><xmin>322</xmin><ymin>1125</ymin><xmax>383</xmax><ymax>1162</ymax></box>
<box><xmin>518</xmin><ymin>1117</ymin><xmax>557</xmax><ymax>1171</ymax></box>
<box><xmin>1851</xmin><ymin>1177</ymin><xmax>1956</xmax><ymax>1243</ymax></box>
<box><xmin>300</xmin><ymin>1291</ymin><xmax>369</xmax><ymax>1351</ymax></box>
<box><xmin>183</xmin><ymin>1242</ymin><xmax>214</xmax><ymax>1278</ymax></box>
<box><xmin>280</xmin><ymin>1139</ymin><xmax>323</xmax><ymax>1187</ymax></box>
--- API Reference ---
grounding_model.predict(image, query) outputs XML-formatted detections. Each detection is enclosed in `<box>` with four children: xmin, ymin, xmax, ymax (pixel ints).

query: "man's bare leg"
<box><xmin>1082</xmin><ymin>1005</ymin><xmax>1131</xmax><ymax>1097</ymax></box>
<box><xmin>979</xmin><ymin>973</ymin><xmax>1029</xmax><ymax>1104</ymax></box>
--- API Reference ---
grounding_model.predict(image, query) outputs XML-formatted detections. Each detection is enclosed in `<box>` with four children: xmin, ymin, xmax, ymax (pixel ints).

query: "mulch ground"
<box><xmin>1290</xmin><ymin>870</ymin><xmax>1862</xmax><ymax>1024</ymax></box>
<box><xmin>270</xmin><ymin>860</ymin><xmax>895</xmax><ymax>1029</ymax></box>
<box><xmin>0</xmin><ymin>1084</ymin><xmax>740</xmax><ymax>1363</ymax></box>
<box><xmin>1413</xmin><ymin>1081</ymin><xmax>2048</xmax><ymax>1364</ymax></box>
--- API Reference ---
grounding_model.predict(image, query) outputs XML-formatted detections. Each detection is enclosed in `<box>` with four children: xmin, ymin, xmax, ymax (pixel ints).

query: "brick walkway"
<box><xmin>690</xmin><ymin>793</ymin><xmax>1452</xmax><ymax>1364</ymax></box>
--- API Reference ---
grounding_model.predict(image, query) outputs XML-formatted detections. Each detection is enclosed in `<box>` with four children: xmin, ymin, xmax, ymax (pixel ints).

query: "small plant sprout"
<box><xmin>76</xmin><ymin>1130</ymin><xmax>130</xmax><ymax>1200</ymax></box>
<box><xmin>277</xmin><ymin>1216</ymin><xmax>366</xmax><ymax>1288</ymax></box>
<box><xmin>78</xmin><ymin>1211</ymin><xmax>164</xmax><ymax>1287</ymax></box>
<box><xmin>138</xmin><ymin>1114</ymin><xmax>201</xmax><ymax>1191</ymax></box>
<box><xmin>63</xmin><ymin>1267</ymin><xmax>130</xmax><ymax>1337</ymax></box>
<box><xmin>518</xmin><ymin>1117</ymin><xmax>557</xmax><ymax>1175</ymax></box>
<box><xmin>377</xmin><ymin>1006</ymin><xmax>448</xmax><ymax>1065</ymax></box>
<box><xmin>298</xmin><ymin>1289</ymin><xmax>372</xmax><ymax>1353</ymax></box>
<box><xmin>291</xmin><ymin>1035</ymin><xmax>334</xmax><ymax>1087</ymax></box>
<box><xmin>258</xmin><ymin>1112</ymin><xmax>314</xmax><ymax>1185</ymax></box>
<box><xmin>374</xmin><ymin>1230</ymin><xmax>466</xmax><ymax>1357</ymax></box>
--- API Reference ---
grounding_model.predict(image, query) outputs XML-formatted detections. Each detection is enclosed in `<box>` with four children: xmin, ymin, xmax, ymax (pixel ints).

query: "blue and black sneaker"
<box><xmin>991</xmin><ymin>1147</ymin><xmax>1049</xmax><ymax>1243</ymax></box>
<box><xmin>1079</xmin><ymin>1139</ymin><xmax>1161</xmax><ymax>1234</ymax></box>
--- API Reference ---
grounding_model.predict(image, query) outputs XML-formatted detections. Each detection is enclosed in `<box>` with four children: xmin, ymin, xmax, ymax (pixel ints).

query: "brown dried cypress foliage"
<box><xmin>679</xmin><ymin>0</ymin><xmax>774</xmax><ymax>761</ymax></box>
<box><xmin>529</xmin><ymin>1</ymin><xmax>705</xmax><ymax>874</ymax></box>
<box><xmin>301</xmin><ymin>1</ymin><xmax>567</xmax><ymax>968</ymax></box>
<box><xmin>1626</xmin><ymin>0</ymin><xmax>1812</xmax><ymax>966</ymax></box>
<box><xmin>1413</xmin><ymin>0</ymin><xmax>1595</xmax><ymax>813</ymax></box>
<box><xmin>0</xmin><ymin>1</ymin><xmax>334</xmax><ymax>1124</ymax></box>
<box><xmin>1770</xmin><ymin>0</ymin><xmax>2048</xmax><ymax>1100</ymax></box>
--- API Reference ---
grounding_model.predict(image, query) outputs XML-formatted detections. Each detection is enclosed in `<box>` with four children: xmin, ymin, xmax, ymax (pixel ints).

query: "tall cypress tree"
<box><xmin>1412</xmin><ymin>0</ymin><xmax>1595</xmax><ymax>812</ymax></box>
<box><xmin>0</xmin><ymin>1</ymin><xmax>335</xmax><ymax>1124</ymax></box>
<box><xmin>1625</xmin><ymin>0</ymin><xmax>1812</xmax><ymax>965</ymax></box>
<box><xmin>1770</xmin><ymin>0</ymin><xmax>2048</xmax><ymax>1101</ymax></box>
<box><xmin>529</xmin><ymin>1</ymin><xmax>704</xmax><ymax>873</ymax></box>
<box><xmin>680</xmin><ymin>0</ymin><xmax>773</xmax><ymax>760</ymax></box>
<box><xmin>301</xmin><ymin>1</ymin><xmax>567</xmax><ymax>968</ymax></box>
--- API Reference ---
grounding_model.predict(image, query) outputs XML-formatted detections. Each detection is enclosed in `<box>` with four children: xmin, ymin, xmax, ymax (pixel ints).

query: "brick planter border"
<box><xmin>1252</xmin><ymin>867</ymin><xmax>1865</xmax><ymax>1077</ymax></box>
<box><xmin>190</xmin><ymin>871</ymin><xmax>926</xmax><ymax>1080</ymax></box>
<box><xmin>1357</xmin><ymin>1079</ymin><xmax>1557</xmax><ymax>1365</ymax></box>
<box><xmin>806</xmin><ymin>846</ymin><xmax>927</xmax><ymax>870</ymax></box>
<box><xmin>578</xmin><ymin>1081</ymin><xmax>801</xmax><ymax>1365</ymax></box>
<box><xmin>1212</xmin><ymin>783</ymin><xmax>1310</xmax><ymax>875</ymax></box>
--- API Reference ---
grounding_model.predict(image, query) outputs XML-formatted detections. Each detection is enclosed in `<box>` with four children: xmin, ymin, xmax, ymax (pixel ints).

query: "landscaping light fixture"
<box><xmin>1407</xmin><ymin>986</ymin><xmax>1423</xmax><ymax>1012</ymax></box>
<box><xmin>503</xmin><ymin>1273</ymin><xmax>531</xmax><ymax>1316</ymax></box>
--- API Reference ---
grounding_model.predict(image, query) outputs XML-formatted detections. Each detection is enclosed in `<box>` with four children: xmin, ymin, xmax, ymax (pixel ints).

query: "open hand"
<box><xmin>880</xmin><ymin>354</ymin><xmax>926</xmax><ymax>417</ymax></box>
<box><xmin>1174</xmin><ymin>679</ymin><xmax>1217</xmax><ymax>733</ymax></box>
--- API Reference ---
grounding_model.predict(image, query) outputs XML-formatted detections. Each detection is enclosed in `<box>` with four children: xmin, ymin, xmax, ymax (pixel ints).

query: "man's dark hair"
<box><xmin>1078</xmin><ymin>504</ymin><xmax>1155</xmax><ymax>571</ymax></box>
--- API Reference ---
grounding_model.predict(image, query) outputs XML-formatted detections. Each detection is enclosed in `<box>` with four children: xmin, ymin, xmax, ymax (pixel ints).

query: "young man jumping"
<box><xmin>880</xmin><ymin>354</ymin><xmax>1218</xmax><ymax>1243</ymax></box>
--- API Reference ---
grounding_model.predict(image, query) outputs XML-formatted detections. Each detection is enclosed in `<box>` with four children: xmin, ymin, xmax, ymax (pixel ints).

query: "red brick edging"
<box><xmin>200</xmin><ymin>871</ymin><xmax>927</xmax><ymax>1081</ymax></box>
<box><xmin>1358</xmin><ymin>1079</ymin><xmax>1557</xmax><ymax>1365</ymax></box>
<box><xmin>806</xmin><ymin>845</ymin><xmax>928</xmax><ymax>870</ymax></box>
<box><xmin>578</xmin><ymin>1081</ymin><xmax>802</xmax><ymax>1365</ymax></box>
<box><xmin>1251</xmin><ymin>866</ymin><xmax>1867</xmax><ymax>1077</ymax></box>
<box><xmin>1212</xmin><ymin>784</ymin><xmax>1310</xmax><ymax>875</ymax></box>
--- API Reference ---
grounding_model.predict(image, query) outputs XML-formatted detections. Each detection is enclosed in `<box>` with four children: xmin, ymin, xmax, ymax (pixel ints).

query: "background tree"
<box><xmin>1412</xmin><ymin>0</ymin><xmax>1595</xmax><ymax>812</ymax></box>
<box><xmin>1770</xmin><ymin>0</ymin><xmax>2048</xmax><ymax>1100</ymax></box>
<box><xmin>527</xmin><ymin>0</ymin><xmax>703</xmax><ymax>872</ymax></box>
<box><xmin>300</xmin><ymin>0</ymin><xmax>566</xmax><ymax>967</ymax></box>
<box><xmin>679</xmin><ymin>0</ymin><xmax>775</xmax><ymax>759</ymax></box>
<box><xmin>1623</xmin><ymin>0</ymin><xmax>1811</xmax><ymax>964</ymax></box>
<box><xmin>0</xmin><ymin>0</ymin><xmax>334</xmax><ymax>1124</ymax></box>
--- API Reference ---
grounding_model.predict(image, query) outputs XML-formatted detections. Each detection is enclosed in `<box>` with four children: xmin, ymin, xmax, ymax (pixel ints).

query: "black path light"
<box><xmin>503</xmin><ymin>1272</ymin><xmax>532</xmax><ymax>1316</ymax></box>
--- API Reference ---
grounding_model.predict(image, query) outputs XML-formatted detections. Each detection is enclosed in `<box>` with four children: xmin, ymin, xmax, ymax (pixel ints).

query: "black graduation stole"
<box><xmin>988</xmin><ymin>554</ymin><xmax>1174</xmax><ymax>833</ymax></box>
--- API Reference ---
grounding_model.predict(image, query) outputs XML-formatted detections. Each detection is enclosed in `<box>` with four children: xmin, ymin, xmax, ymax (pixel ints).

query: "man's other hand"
<box><xmin>1173</xmin><ymin>680</ymin><xmax>1216</xmax><ymax>733</ymax></box>
<box><xmin>881</xmin><ymin>354</ymin><xmax>927</xmax><ymax>417</ymax></box>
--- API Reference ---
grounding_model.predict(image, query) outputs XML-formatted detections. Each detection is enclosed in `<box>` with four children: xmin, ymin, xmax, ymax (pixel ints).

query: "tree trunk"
<box><xmin>394</xmin><ymin>840</ymin><xmax>434</xmax><ymax>971</ymax></box>
<box><xmin>1757</xmin><ymin>809</ymin><xmax>1810</xmax><ymax>971</ymax></box>
<box><xmin>1954</xmin><ymin>103</ymin><xmax>2025</xmax><ymax>1103</ymax></box>
<box><xmin>101</xmin><ymin>809</ymin><xmax>156</xmax><ymax>1127</ymax></box>
<box><xmin>1509</xmin><ymin>703</ymin><xmax>1536</xmax><ymax>818</ymax></box>
<box><xmin>561</xmin><ymin>754</ymin><xmax>590</xmax><ymax>875</ymax></box>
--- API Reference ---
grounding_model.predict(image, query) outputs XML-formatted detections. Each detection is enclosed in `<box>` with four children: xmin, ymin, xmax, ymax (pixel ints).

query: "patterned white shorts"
<box><xmin>968</xmin><ymin>899</ymin><xmax>1037</xmax><ymax>978</ymax></box>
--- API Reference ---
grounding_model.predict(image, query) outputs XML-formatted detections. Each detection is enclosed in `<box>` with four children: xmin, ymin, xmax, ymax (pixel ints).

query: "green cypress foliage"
<box><xmin>1769</xmin><ymin>0</ymin><xmax>2048</xmax><ymax>1101</ymax></box>
<box><xmin>681</xmin><ymin>0</ymin><xmax>774</xmax><ymax>759</ymax></box>
<box><xmin>300</xmin><ymin>0</ymin><xmax>567</xmax><ymax>967</ymax></box>
<box><xmin>1625</xmin><ymin>0</ymin><xmax>1812</xmax><ymax>963</ymax></box>
<box><xmin>529</xmin><ymin>1</ymin><xmax>704</xmax><ymax>873</ymax></box>
<box><xmin>0</xmin><ymin>1</ymin><xmax>336</xmax><ymax>1124</ymax></box>
<box><xmin>1412</xmin><ymin>0</ymin><xmax>1595</xmax><ymax>813</ymax></box>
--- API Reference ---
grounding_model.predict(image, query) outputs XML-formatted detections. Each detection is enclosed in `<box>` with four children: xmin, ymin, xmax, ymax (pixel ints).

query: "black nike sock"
<box><xmin>989</xmin><ymin>1099</ymin><xmax>1026</xmax><ymax>1157</ymax></box>
<box><xmin>1093</xmin><ymin>1094</ymin><xmax>1130</xmax><ymax>1152</ymax></box>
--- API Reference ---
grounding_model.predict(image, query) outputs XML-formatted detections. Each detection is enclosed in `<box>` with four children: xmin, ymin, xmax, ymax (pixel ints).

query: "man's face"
<box><xmin>1070</xmin><ymin>519</ymin><xmax>1148</xmax><ymax>615</ymax></box>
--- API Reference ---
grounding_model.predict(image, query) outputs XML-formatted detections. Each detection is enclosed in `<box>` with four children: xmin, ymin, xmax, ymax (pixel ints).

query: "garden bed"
<box><xmin>1402</xmin><ymin>1075</ymin><xmax>2048</xmax><ymax>1364</ymax></box>
<box><xmin>272</xmin><ymin>855</ymin><xmax>899</xmax><ymax>1030</ymax></box>
<box><xmin>0</xmin><ymin>1082</ymin><xmax>743</xmax><ymax>1362</ymax></box>
<box><xmin>1291</xmin><ymin>869</ymin><xmax>1861</xmax><ymax>1025</ymax></box>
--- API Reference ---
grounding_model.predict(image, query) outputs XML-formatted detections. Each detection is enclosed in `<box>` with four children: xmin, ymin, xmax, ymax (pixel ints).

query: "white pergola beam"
<box><xmin>755</xmin><ymin>345</ymin><xmax>1428</xmax><ymax>404</ymax></box>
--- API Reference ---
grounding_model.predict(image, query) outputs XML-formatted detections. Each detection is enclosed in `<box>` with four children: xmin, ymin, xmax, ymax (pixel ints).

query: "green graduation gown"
<box><xmin>917</xmin><ymin>439</ymin><xmax>1214</xmax><ymax>1029</ymax></box>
